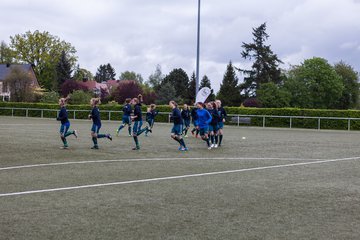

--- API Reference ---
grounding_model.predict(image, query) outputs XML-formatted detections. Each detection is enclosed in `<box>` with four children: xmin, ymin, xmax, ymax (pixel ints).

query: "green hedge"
<box><xmin>1</xmin><ymin>102</ymin><xmax>360</xmax><ymax>130</ymax></box>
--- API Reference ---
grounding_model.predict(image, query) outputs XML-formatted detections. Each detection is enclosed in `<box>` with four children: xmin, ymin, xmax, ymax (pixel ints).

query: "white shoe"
<box><xmin>214</xmin><ymin>144</ymin><xmax>218</xmax><ymax>148</ymax></box>
<box><xmin>211</xmin><ymin>144</ymin><xmax>215</xmax><ymax>148</ymax></box>
<box><xmin>208</xmin><ymin>146</ymin><xmax>212</xmax><ymax>150</ymax></box>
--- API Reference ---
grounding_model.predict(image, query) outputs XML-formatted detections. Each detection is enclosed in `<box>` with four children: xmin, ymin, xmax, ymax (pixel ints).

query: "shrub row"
<box><xmin>1</xmin><ymin>102</ymin><xmax>360</xmax><ymax>130</ymax></box>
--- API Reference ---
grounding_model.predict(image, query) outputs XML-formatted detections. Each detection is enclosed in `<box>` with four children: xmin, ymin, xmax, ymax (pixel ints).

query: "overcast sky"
<box><xmin>1</xmin><ymin>0</ymin><xmax>360</xmax><ymax>92</ymax></box>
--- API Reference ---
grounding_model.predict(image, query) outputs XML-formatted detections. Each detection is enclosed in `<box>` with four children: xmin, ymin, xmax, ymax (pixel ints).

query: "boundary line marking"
<box><xmin>0</xmin><ymin>157</ymin><xmax>353</xmax><ymax>171</ymax></box>
<box><xmin>1</xmin><ymin>156</ymin><xmax>359</xmax><ymax>197</ymax></box>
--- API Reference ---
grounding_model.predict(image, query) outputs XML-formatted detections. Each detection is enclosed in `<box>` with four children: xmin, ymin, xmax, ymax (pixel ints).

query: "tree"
<box><xmin>334</xmin><ymin>61</ymin><xmax>359</xmax><ymax>109</ymax></box>
<box><xmin>3</xmin><ymin>66</ymin><xmax>36</xmax><ymax>102</ymax></box>
<box><xmin>55</xmin><ymin>51</ymin><xmax>73</xmax><ymax>91</ymax></box>
<box><xmin>0</xmin><ymin>41</ymin><xmax>14</xmax><ymax>64</ymax></box>
<box><xmin>284</xmin><ymin>57</ymin><xmax>344</xmax><ymax>109</ymax></box>
<box><xmin>239</xmin><ymin>23</ymin><xmax>283</xmax><ymax>97</ymax></box>
<box><xmin>95</xmin><ymin>63</ymin><xmax>116</xmax><ymax>82</ymax></box>
<box><xmin>61</xmin><ymin>79</ymin><xmax>88</xmax><ymax>96</ymax></box>
<box><xmin>73</xmin><ymin>65</ymin><xmax>94</xmax><ymax>81</ymax></box>
<box><xmin>10</xmin><ymin>30</ymin><xmax>77</xmax><ymax>90</ymax></box>
<box><xmin>162</xmin><ymin>68</ymin><xmax>189</xmax><ymax>102</ymax></box>
<box><xmin>39</xmin><ymin>91</ymin><xmax>60</xmax><ymax>103</ymax></box>
<box><xmin>68</xmin><ymin>90</ymin><xmax>93</xmax><ymax>105</ymax></box>
<box><xmin>187</xmin><ymin>72</ymin><xmax>196</xmax><ymax>104</ymax></box>
<box><xmin>112</xmin><ymin>80</ymin><xmax>143</xmax><ymax>104</ymax></box>
<box><xmin>200</xmin><ymin>75</ymin><xmax>215</xmax><ymax>101</ymax></box>
<box><xmin>257</xmin><ymin>82</ymin><xmax>291</xmax><ymax>108</ymax></box>
<box><xmin>120</xmin><ymin>71</ymin><xmax>143</xmax><ymax>84</ymax></box>
<box><xmin>155</xmin><ymin>81</ymin><xmax>178</xmax><ymax>105</ymax></box>
<box><xmin>217</xmin><ymin>61</ymin><xmax>241</xmax><ymax>106</ymax></box>
<box><xmin>148</xmin><ymin>64</ymin><xmax>164</xmax><ymax>91</ymax></box>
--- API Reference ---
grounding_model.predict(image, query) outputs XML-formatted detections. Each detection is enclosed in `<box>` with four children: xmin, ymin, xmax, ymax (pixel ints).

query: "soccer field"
<box><xmin>0</xmin><ymin>116</ymin><xmax>360</xmax><ymax>240</ymax></box>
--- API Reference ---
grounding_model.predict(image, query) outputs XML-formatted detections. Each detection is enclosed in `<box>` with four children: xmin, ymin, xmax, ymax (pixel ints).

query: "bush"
<box><xmin>39</xmin><ymin>91</ymin><xmax>60</xmax><ymax>103</ymax></box>
<box><xmin>68</xmin><ymin>90</ymin><xmax>93</xmax><ymax>105</ymax></box>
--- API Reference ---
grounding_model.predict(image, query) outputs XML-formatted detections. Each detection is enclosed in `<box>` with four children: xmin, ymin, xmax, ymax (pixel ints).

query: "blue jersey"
<box><xmin>146</xmin><ymin>109</ymin><xmax>158</xmax><ymax>121</ymax></box>
<box><xmin>123</xmin><ymin>103</ymin><xmax>132</xmax><ymax>116</ymax></box>
<box><xmin>181</xmin><ymin>109</ymin><xmax>191</xmax><ymax>121</ymax></box>
<box><xmin>171</xmin><ymin>108</ymin><xmax>183</xmax><ymax>125</ymax></box>
<box><xmin>133</xmin><ymin>103</ymin><xmax>142</xmax><ymax>121</ymax></box>
<box><xmin>90</xmin><ymin>107</ymin><xmax>101</xmax><ymax>126</ymax></box>
<box><xmin>57</xmin><ymin>107</ymin><xmax>69</xmax><ymax>124</ymax></box>
<box><xmin>197</xmin><ymin>108</ymin><xmax>212</xmax><ymax>128</ymax></box>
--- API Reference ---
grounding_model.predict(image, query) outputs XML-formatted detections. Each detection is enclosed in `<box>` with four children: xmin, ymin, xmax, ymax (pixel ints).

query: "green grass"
<box><xmin>0</xmin><ymin>116</ymin><xmax>360</xmax><ymax>240</ymax></box>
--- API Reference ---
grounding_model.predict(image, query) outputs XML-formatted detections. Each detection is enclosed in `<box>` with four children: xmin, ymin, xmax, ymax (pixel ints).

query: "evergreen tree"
<box><xmin>162</xmin><ymin>68</ymin><xmax>189</xmax><ymax>102</ymax></box>
<box><xmin>239</xmin><ymin>23</ymin><xmax>283</xmax><ymax>97</ymax></box>
<box><xmin>95</xmin><ymin>63</ymin><xmax>116</xmax><ymax>82</ymax></box>
<box><xmin>200</xmin><ymin>75</ymin><xmax>215</xmax><ymax>101</ymax></box>
<box><xmin>148</xmin><ymin>64</ymin><xmax>164</xmax><ymax>91</ymax></box>
<box><xmin>56</xmin><ymin>51</ymin><xmax>72</xmax><ymax>91</ymax></box>
<box><xmin>217</xmin><ymin>61</ymin><xmax>241</xmax><ymax>106</ymax></box>
<box><xmin>187</xmin><ymin>72</ymin><xmax>196</xmax><ymax>104</ymax></box>
<box><xmin>155</xmin><ymin>81</ymin><xmax>178</xmax><ymax>104</ymax></box>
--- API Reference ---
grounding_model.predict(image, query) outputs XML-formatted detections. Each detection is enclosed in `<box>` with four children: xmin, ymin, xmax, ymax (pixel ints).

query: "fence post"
<box><xmin>237</xmin><ymin>116</ymin><xmax>240</xmax><ymax>126</ymax></box>
<box><xmin>26</xmin><ymin>109</ymin><xmax>28</xmax><ymax>117</ymax></box>
<box><xmin>290</xmin><ymin>117</ymin><xmax>292</xmax><ymax>129</ymax></box>
<box><xmin>41</xmin><ymin>110</ymin><xmax>43</xmax><ymax>118</ymax></box>
<box><xmin>263</xmin><ymin>116</ymin><xmax>266</xmax><ymax>128</ymax></box>
<box><xmin>318</xmin><ymin>118</ymin><xmax>321</xmax><ymax>130</ymax></box>
<box><xmin>108</xmin><ymin>111</ymin><xmax>111</xmax><ymax>121</ymax></box>
<box><xmin>348</xmin><ymin>118</ymin><xmax>351</xmax><ymax>131</ymax></box>
<box><xmin>74</xmin><ymin>111</ymin><xmax>76</xmax><ymax>120</ymax></box>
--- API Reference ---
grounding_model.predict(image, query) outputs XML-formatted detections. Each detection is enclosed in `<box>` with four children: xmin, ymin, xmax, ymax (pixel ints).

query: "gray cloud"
<box><xmin>1</xmin><ymin>0</ymin><xmax>360</xmax><ymax>92</ymax></box>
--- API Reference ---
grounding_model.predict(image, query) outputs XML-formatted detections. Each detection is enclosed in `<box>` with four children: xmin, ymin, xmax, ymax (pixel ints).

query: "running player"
<box><xmin>216</xmin><ymin>100</ymin><xmax>227</xmax><ymax>147</ymax></box>
<box><xmin>170</xmin><ymin>101</ymin><xmax>188</xmax><ymax>151</ymax></box>
<box><xmin>116</xmin><ymin>98</ymin><xmax>132</xmax><ymax>136</ymax></box>
<box><xmin>196</xmin><ymin>102</ymin><xmax>212</xmax><ymax>149</ymax></box>
<box><xmin>181</xmin><ymin>104</ymin><xmax>191</xmax><ymax>137</ymax></box>
<box><xmin>131</xmin><ymin>95</ymin><xmax>149</xmax><ymax>150</ymax></box>
<box><xmin>145</xmin><ymin>104</ymin><xmax>158</xmax><ymax>136</ymax></box>
<box><xmin>89</xmin><ymin>98</ymin><xmax>112</xmax><ymax>149</ymax></box>
<box><xmin>208</xmin><ymin>102</ymin><xmax>221</xmax><ymax>148</ymax></box>
<box><xmin>57</xmin><ymin>97</ymin><xmax>77</xmax><ymax>149</ymax></box>
<box><xmin>190</xmin><ymin>105</ymin><xmax>199</xmax><ymax>138</ymax></box>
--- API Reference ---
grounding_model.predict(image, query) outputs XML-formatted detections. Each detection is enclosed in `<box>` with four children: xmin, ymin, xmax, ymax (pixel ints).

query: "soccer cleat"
<box><xmin>128</xmin><ymin>134</ymin><xmax>132</xmax><ymax>137</ymax></box>
<box><xmin>60</xmin><ymin>145</ymin><xmax>69</xmax><ymax>149</ymax></box>
<box><xmin>108</xmin><ymin>134</ymin><xmax>113</xmax><ymax>141</ymax></box>
<box><xmin>91</xmin><ymin>145</ymin><xmax>99</xmax><ymax>150</ymax></box>
<box><xmin>179</xmin><ymin>147</ymin><xmax>188</xmax><ymax>151</ymax></box>
<box><xmin>73</xmin><ymin>130</ymin><xmax>78</xmax><ymax>138</ymax></box>
<box><xmin>116</xmin><ymin>130</ymin><xmax>119</xmax><ymax>137</ymax></box>
<box><xmin>184</xmin><ymin>134</ymin><xmax>188</xmax><ymax>138</ymax></box>
<box><xmin>214</xmin><ymin>144</ymin><xmax>218</xmax><ymax>148</ymax></box>
<box><xmin>208</xmin><ymin>146</ymin><xmax>212</xmax><ymax>150</ymax></box>
<box><xmin>211</xmin><ymin>144</ymin><xmax>215</xmax><ymax>148</ymax></box>
<box><xmin>132</xmin><ymin>146</ymin><xmax>140</xmax><ymax>150</ymax></box>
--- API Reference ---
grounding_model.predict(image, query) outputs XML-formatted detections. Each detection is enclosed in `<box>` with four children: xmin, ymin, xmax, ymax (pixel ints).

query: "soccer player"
<box><xmin>208</xmin><ymin>102</ymin><xmax>221</xmax><ymax>148</ymax></box>
<box><xmin>216</xmin><ymin>100</ymin><xmax>227</xmax><ymax>147</ymax></box>
<box><xmin>181</xmin><ymin>104</ymin><xmax>191</xmax><ymax>137</ymax></box>
<box><xmin>89</xmin><ymin>98</ymin><xmax>112</xmax><ymax>149</ymax></box>
<box><xmin>131</xmin><ymin>95</ymin><xmax>149</xmax><ymax>150</ymax></box>
<box><xmin>196</xmin><ymin>102</ymin><xmax>212</xmax><ymax>149</ymax></box>
<box><xmin>57</xmin><ymin>97</ymin><xmax>77</xmax><ymax>149</ymax></box>
<box><xmin>116</xmin><ymin>98</ymin><xmax>132</xmax><ymax>136</ymax></box>
<box><xmin>170</xmin><ymin>101</ymin><xmax>188</xmax><ymax>151</ymax></box>
<box><xmin>190</xmin><ymin>105</ymin><xmax>199</xmax><ymax>138</ymax></box>
<box><xmin>145</xmin><ymin>104</ymin><xmax>158</xmax><ymax>136</ymax></box>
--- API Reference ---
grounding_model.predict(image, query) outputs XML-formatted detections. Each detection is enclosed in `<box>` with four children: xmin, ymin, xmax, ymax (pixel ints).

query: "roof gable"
<box><xmin>0</xmin><ymin>64</ymin><xmax>33</xmax><ymax>81</ymax></box>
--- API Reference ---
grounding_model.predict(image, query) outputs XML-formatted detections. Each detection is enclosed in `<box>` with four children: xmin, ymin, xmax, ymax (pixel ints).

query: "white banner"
<box><xmin>195</xmin><ymin>87</ymin><xmax>211</xmax><ymax>104</ymax></box>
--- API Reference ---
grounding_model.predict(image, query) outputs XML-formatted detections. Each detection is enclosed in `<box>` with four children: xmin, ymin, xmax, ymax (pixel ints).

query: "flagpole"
<box><xmin>195</xmin><ymin>0</ymin><xmax>201</xmax><ymax>97</ymax></box>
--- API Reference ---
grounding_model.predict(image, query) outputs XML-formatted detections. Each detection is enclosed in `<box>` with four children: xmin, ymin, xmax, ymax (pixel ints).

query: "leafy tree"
<box><xmin>155</xmin><ymin>81</ymin><xmax>178</xmax><ymax>105</ymax></box>
<box><xmin>73</xmin><ymin>65</ymin><xmax>94</xmax><ymax>81</ymax></box>
<box><xmin>257</xmin><ymin>82</ymin><xmax>291</xmax><ymax>108</ymax></box>
<box><xmin>39</xmin><ymin>91</ymin><xmax>60</xmax><ymax>103</ymax></box>
<box><xmin>162</xmin><ymin>68</ymin><xmax>189</xmax><ymax>102</ymax></box>
<box><xmin>148</xmin><ymin>64</ymin><xmax>164</xmax><ymax>91</ymax></box>
<box><xmin>120</xmin><ymin>71</ymin><xmax>143</xmax><ymax>84</ymax></box>
<box><xmin>200</xmin><ymin>75</ymin><xmax>215</xmax><ymax>101</ymax></box>
<box><xmin>3</xmin><ymin>66</ymin><xmax>36</xmax><ymax>102</ymax></box>
<box><xmin>284</xmin><ymin>57</ymin><xmax>344</xmax><ymax>109</ymax></box>
<box><xmin>95</xmin><ymin>63</ymin><xmax>116</xmax><ymax>82</ymax></box>
<box><xmin>112</xmin><ymin>80</ymin><xmax>143</xmax><ymax>104</ymax></box>
<box><xmin>187</xmin><ymin>72</ymin><xmax>196</xmax><ymax>104</ymax></box>
<box><xmin>68</xmin><ymin>90</ymin><xmax>93</xmax><ymax>105</ymax></box>
<box><xmin>239</xmin><ymin>23</ymin><xmax>283</xmax><ymax>97</ymax></box>
<box><xmin>9</xmin><ymin>30</ymin><xmax>77</xmax><ymax>90</ymax></box>
<box><xmin>0</xmin><ymin>41</ymin><xmax>14</xmax><ymax>64</ymax></box>
<box><xmin>217</xmin><ymin>61</ymin><xmax>241</xmax><ymax>106</ymax></box>
<box><xmin>334</xmin><ymin>61</ymin><xmax>359</xmax><ymax>109</ymax></box>
<box><xmin>61</xmin><ymin>79</ymin><xmax>88</xmax><ymax>97</ymax></box>
<box><xmin>55</xmin><ymin>51</ymin><xmax>73</xmax><ymax>92</ymax></box>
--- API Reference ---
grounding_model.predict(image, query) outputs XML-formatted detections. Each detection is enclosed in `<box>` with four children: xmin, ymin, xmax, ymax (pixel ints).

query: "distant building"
<box><xmin>0</xmin><ymin>64</ymin><xmax>39</xmax><ymax>101</ymax></box>
<box><xmin>79</xmin><ymin>80</ymin><xmax>123</xmax><ymax>95</ymax></box>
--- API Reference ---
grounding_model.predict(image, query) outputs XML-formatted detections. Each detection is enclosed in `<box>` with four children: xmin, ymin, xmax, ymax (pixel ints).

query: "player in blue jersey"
<box><xmin>181</xmin><ymin>104</ymin><xmax>191</xmax><ymax>137</ymax></box>
<box><xmin>89</xmin><ymin>98</ymin><xmax>112</xmax><ymax>149</ymax></box>
<box><xmin>196</xmin><ymin>102</ymin><xmax>212</xmax><ymax>149</ymax></box>
<box><xmin>170</xmin><ymin>101</ymin><xmax>188</xmax><ymax>151</ymax></box>
<box><xmin>145</xmin><ymin>104</ymin><xmax>158</xmax><ymax>136</ymax></box>
<box><xmin>216</xmin><ymin>100</ymin><xmax>227</xmax><ymax>147</ymax></box>
<box><xmin>116</xmin><ymin>98</ymin><xmax>132</xmax><ymax>136</ymax></box>
<box><xmin>131</xmin><ymin>95</ymin><xmax>149</xmax><ymax>150</ymax></box>
<box><xmin>57</xmin><ymin>97</ymin><xmax>77</xmax><ymax>149</ymax></box>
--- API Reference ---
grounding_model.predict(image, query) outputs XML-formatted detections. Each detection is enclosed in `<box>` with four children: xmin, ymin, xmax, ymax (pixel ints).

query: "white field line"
<box><xmin>0</xmin><ymin>156</ymin><xmax>359</xmax><ymax>197</ymax></box>
<box><xmin>0</xmin><ymin>157</ymin><xmax>352</xmax><ymax>171</ymax></box>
